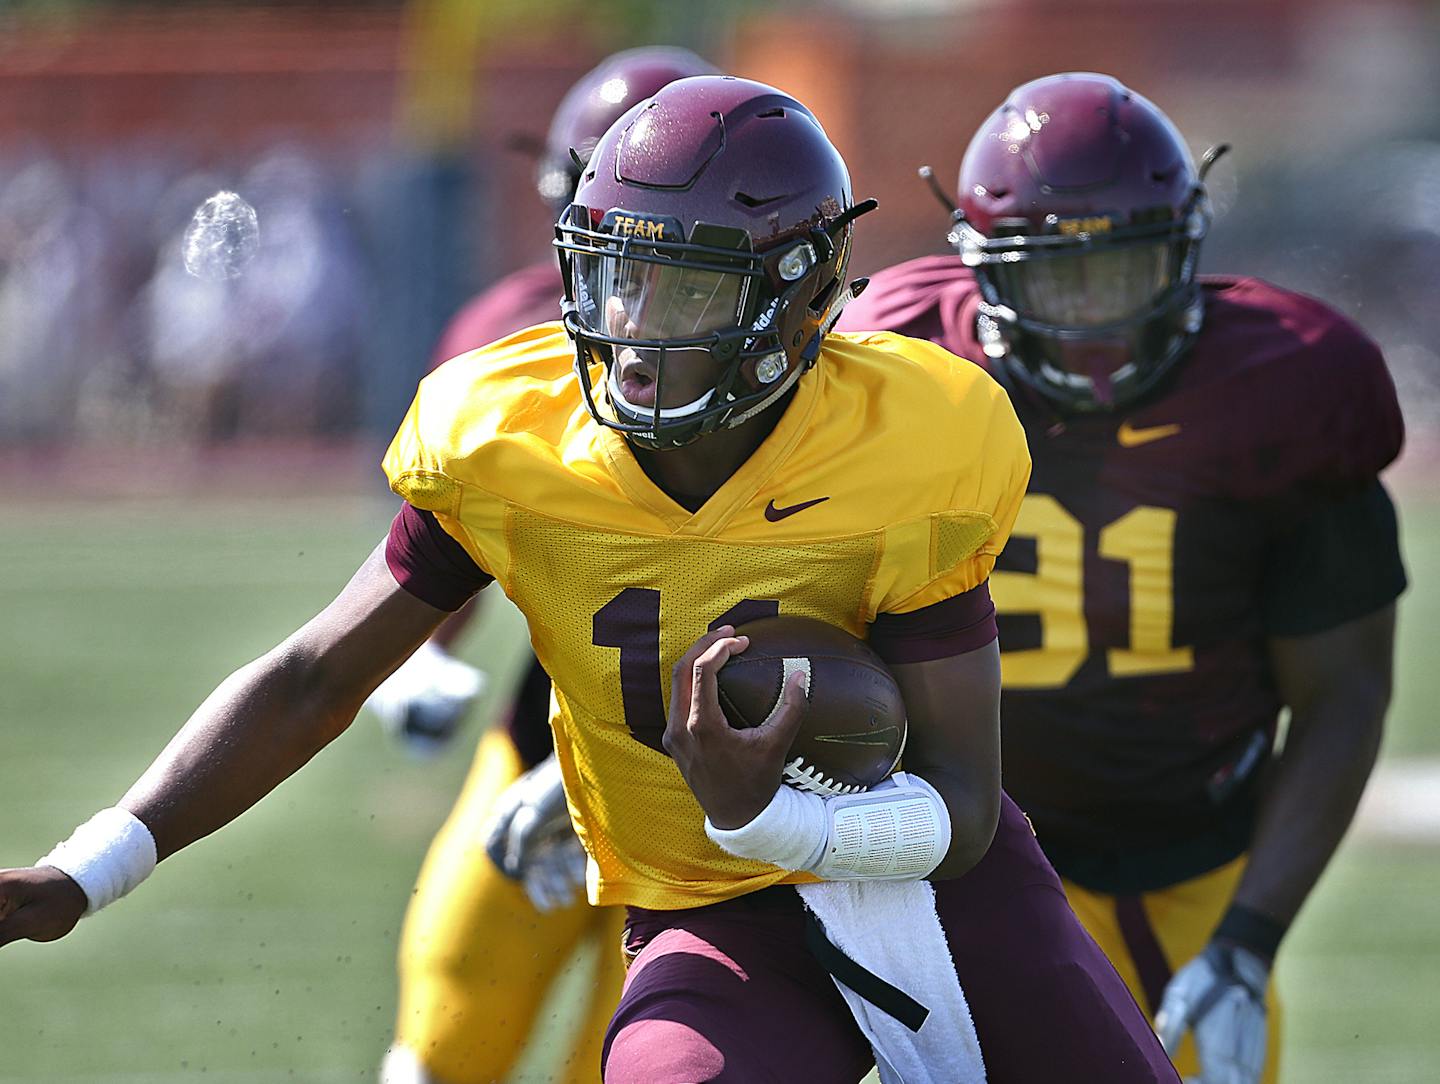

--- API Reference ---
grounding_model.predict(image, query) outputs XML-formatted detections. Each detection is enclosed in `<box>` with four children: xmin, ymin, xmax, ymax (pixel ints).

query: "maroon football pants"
<box><xmin>602</xmin><ymin>795</ymin><xmax>1179</xmax><ymax>1084</ymax></box>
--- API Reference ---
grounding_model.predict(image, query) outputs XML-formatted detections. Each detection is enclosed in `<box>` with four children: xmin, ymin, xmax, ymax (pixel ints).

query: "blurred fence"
<box><xmin>1</xmin><ymin>0</ymin><xmax>1437</xmax><ymax>463</ymax></box>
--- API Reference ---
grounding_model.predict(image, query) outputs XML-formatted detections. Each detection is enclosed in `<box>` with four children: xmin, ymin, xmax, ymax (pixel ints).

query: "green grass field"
<box><xmin>1</xmin><ymin>491</ymin><xmax>1436</xmax><ymax>1082</ymax></box>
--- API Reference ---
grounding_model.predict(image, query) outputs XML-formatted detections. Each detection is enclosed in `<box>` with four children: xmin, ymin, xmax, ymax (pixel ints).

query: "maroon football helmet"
<box><xmin>554</xmin><ymin>75</ymin><xmax>875</xmax><ymax>449</ymax></box>
<box><xmin>951</xmin><ymin>72</ymin><xmax>1216</xmax><ymax>412</ymax></box>
<box><xmin>535</xmin><ymin>47</ymin><xmax>719</xmax><ymax>213</ymax></box>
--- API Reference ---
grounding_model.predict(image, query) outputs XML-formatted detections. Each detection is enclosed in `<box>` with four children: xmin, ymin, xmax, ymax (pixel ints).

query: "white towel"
<box><xmin>797</xmin><ymin>879</ymin><xmax>986</xmax><ymax>1084</ymax></box>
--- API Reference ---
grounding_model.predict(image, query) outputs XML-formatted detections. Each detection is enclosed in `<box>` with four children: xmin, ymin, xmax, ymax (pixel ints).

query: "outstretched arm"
<box><xmin>0</xmin><ymin>542</ymin><xmax>452</xmax><ymax>948</ymax></box>
<box><xmin>124</xmin><ymin>542</ymin><xmax>451</xmax><ymax>858</ymax></box>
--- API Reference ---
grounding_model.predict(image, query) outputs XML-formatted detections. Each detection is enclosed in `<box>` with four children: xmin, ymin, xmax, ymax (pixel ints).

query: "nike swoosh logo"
<box><xmin>1116</xmin><ymin>421</ymin><xmax>1182</xmax><ymax>447</ymax></box>
<box><xmin>764</xmin><ymin>496</ymin><xmax>830</xmax><ymax>522</ymax></box>
<box><xmin>812</xmin><ymin>727</ymin><xmax>902</xmax><ymax>747</ymax></box>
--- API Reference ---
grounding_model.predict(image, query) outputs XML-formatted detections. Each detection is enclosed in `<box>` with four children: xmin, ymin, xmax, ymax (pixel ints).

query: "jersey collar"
<box><xmin>597</xmin><ymin>358</ymin><xmax>826</xmax><ymax>534</ymax></box>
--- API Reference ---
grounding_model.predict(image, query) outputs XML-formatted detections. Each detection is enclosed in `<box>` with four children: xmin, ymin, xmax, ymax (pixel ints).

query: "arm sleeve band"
<box><xmin>704</xmin><ymin>772</ymin><xmax>952</xmax><ymax>881</ymax></box>
<box><xmin>1262</xmin><ymin>479</ymin><xmax>1406</xmax><ymax>637</ymax></box>
<box><xmin>385</xmin><ymin>503</ymin><xmax>494</xmax><ymax>611</ymax></box>
<box><xmin>868</xmin><ymin>582</ymin><xmax>998</xmax><ymax>664</ymax></box>
<box><xmin>37</xmin><ymin>807</ymin><xmax>157</xmax><ymax>915</ymax></box>
<box><xmin>1213</xmin><ymin>902</ymin><xmax>1288</xmax><ymax>961</ymax></box>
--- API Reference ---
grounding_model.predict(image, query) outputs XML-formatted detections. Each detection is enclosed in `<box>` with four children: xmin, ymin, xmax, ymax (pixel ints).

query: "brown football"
<box><xmin>717</xmin><ymin>615</ymin><xmax>906</xmax><ymax>796</ymax></box>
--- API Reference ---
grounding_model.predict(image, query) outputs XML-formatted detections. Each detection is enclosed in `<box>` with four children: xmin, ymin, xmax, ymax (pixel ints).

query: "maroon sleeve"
<box><xmin>1200</xmin><ymin>281</ymin><xmax>1404</xmax><ymax>499</ymax></box>
<box><xmin>385</xmin><ymin>504</ymin><xmax>493</xmax><ymax>611</ymax></box>
<box><xmin>868</xmin><ymin>581</ymin><xmax>997</xmax><ymax>664</ymax></box>
<box><xmin>1294</xmin><ymin>308</ymin><xmax>1403</xmax><ymax>487</ymax></box>
<box><xmin>1338</xmin><ymin>340</ymin><xmax>1404</xmax><ymax>481</ymax></box>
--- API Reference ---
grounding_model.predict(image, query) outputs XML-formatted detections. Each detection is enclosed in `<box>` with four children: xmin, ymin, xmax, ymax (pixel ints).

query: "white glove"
<box><xmin>365</xmin><ymin>640</ymin><xmax>486</xmax><ymax>757</ymax></box>
<box><xmin>484</xmin><ymin>754</ymin><xmax>587</xmax><ymax>913</ymax></box>
<box><xmin>1154</xmin><ymin>941</ymin><xmax>1269</xmax><ymax>1084</ymax></box>
<box><xmin>515</xmin><ymin>833</ymin><xmax>589</xmax><ymax>913</ymax></box>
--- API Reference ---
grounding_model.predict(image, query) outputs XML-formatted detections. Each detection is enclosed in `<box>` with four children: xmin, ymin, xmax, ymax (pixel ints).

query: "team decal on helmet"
<box><xmin>554</xmin><ymin>75</ymin><xmax>876</xmax><ymax>449</ymax></box>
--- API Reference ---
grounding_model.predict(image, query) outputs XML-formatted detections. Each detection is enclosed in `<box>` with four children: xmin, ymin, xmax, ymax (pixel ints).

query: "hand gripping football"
<box><xmin>717</xmin><ymin>616</ymin><xmax>907</xmax><ymax>797</ymax></box>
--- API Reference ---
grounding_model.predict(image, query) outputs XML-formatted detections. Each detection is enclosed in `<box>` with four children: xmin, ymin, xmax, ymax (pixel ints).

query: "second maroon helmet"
<box><xmin>554</xmin><ymin>75</ymin><xmax>874</xmax><ymax>449</ymax></box>
<box><xmin>952</xmin><ymin>72</ymin><xmax>1216</xmax><ymax>412</ymax></box>
<box><xmin>535</xmin><ymin>46</ymin><xmax>720</xmax><ymax>213</ymax></box>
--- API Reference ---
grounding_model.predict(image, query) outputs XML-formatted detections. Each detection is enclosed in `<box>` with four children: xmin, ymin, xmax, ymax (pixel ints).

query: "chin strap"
<box><xmin>822</xmin><ymin>277</ymin><xmax>870</xmax><ymax>336</ymax></box>
<box><xmin>1199</xmin><ymin>142</ymin><xmax>1232</xmax><ymax>181</ymax></box>
<box><xmin>917</xmin><ymin>165</ymin><xmax>957</xmax><ymax>215</ymax></box>
<box><xmin>723</xmin><ymin>354</ymin><xmax>808</xmax><ymax>429</ymax></box>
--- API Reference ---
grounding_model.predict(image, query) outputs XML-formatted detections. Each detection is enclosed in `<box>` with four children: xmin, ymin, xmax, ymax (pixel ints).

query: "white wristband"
<box><xmin>705</xmin><ymin>782</ymin><xmax>829</xmax><ymax>871</ymax></box>
<box><xmin>38</xmin><ymin>807</ymin><xmax>158</xmax><ymax>915</ymax></box>
<box><xmin>705</xmin><ymin>771</ymin><xmax>952</xmax><ymax>881</ymax></box>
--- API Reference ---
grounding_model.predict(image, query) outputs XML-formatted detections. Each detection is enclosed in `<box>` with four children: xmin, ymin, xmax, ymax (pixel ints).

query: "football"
<box><xmin>717</xmin><ymin>615</ymin><xmax>907</xmax><ymax>797</ymax></box>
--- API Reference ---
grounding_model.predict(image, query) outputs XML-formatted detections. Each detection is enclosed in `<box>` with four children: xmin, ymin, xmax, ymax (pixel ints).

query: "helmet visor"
<box><xmin>999</xmin><ymin>242</ymin><xmax>1173</xmax><ymax>328</ymax></box>
<box><xmin>571</xmin><ymin>250</ymin><xmax>751</xmax><ymax>343</ymax></box>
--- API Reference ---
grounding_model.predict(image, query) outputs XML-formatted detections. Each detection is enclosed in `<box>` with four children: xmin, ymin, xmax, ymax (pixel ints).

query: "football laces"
<box><xmin>783</xmin><ymin>756</ymin><xmax>865</xmax><ymax>797</ymax></box>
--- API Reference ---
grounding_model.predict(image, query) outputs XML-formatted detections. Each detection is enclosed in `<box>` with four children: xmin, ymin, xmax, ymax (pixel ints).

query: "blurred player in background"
<box><xmin>838</xmin><ymin>71</ymin><xmax>1405</xmax><ymax>1084</ymax></box>
<box><xmin>371</xmin><ymin>47</ymin><xmax>720</xmax><ymax>1084</ymax></box>
<box><xmin>0</xmin><ymin>74</ymin><xmax>1182</xmax><ymax>1084</ymax></box>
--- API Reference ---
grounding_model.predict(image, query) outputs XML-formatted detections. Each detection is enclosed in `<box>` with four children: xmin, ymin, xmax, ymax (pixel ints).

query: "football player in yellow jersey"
<box><xmin>0</xmin><ymin>76</ymin><xmax>1180</xmax><ymax>1082</ymax></box>
<box><xmin>371</xmin><ymin>47</ymin><xmax>719</xmax><ymax>1084</ymax></box>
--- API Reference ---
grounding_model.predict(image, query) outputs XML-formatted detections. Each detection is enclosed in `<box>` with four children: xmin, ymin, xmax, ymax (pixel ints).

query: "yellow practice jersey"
<box><xmin>383</xmin><ymin>323</ymin><xmax>1030</xmax><ymax>909</ymax></box>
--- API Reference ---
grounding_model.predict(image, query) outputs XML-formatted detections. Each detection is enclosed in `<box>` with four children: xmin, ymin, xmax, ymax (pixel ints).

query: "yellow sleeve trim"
<box><xmin>933</xmin><ymin>510</ymin><xmax>998</xmax><ymax>576</ymax></box>
<box><xmin>874</xmin><ymin>508</ymin><xmax>1001</xmax><ymax>616</ymax></box>
<box><xmin>390</xmin><ymin>469</ymin><xmax>463</xmax><ymax>520</ymax></box>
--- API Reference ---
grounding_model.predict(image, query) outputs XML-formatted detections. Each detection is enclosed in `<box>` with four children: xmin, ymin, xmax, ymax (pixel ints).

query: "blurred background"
<box><xmin>1</xmin><ymin>1</ymin><xmax>1436</xmax><ymax>1081</ymax></box>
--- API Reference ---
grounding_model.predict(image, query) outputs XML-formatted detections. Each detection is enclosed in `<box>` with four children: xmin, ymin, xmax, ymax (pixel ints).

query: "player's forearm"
<box><xmin>890</xmin><ymin>644</ymin><xmax>1004</xmax><ymax>880</ymax></box>
<box><xmin>118</xmin><ymin>642</ymin><xmax>362</xmax><ymax>861</ymax></box>
<box><xmin>923</xmin><ymin>766</ymin><xmax>1001</xmax><ymax>879</ymax></box>
<box><xmin>1231</xmin><ymin>691</ymin><xmax>1388</xmax><ymax>930</ymax></box>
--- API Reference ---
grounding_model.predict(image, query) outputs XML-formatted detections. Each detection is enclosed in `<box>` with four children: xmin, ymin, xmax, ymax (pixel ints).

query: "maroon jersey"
<box><xmin>839</xmin><ymin>256</ymin><xmax>1405</xmax><ymax>891</ymax></box>
<box><xmin>428</xmin><ymin>260</ymin><xmax>562</xmax><ymax>371</ymax></box>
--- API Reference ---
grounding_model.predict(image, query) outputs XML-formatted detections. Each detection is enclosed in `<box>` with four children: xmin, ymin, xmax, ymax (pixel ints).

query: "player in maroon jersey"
<box><xmin>837</xmin><ymin>72</ymin><xmax>1405</xmax><ymax>1084</ymax></box>
<box><xmin>370</xmin><ymin>47</ymin><xmax>718</xmax><ymax>1084</ymax></box>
